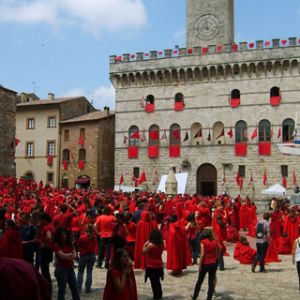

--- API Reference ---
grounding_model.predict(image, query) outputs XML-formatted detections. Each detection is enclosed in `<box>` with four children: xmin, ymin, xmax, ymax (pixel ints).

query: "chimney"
<box><xmin>104</xmin><ymin>106</ymin><xmax>110</xmax><ymax>115</ymax></box>
<box><xmin>48</xmin><ymin>93</ymin><xmax>55</xmax><ymax>100</ymax></box>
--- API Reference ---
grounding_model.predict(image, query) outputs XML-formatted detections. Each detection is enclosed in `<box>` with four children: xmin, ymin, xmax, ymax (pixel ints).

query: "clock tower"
<box><xmin>187</xmin><ymin>0</ymin><xmax>234</xmax><ymax>48</ymax></box>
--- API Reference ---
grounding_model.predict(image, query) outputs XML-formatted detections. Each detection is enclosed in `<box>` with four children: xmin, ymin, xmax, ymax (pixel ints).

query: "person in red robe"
<box><xmin>277</xmin><ymin>233</ymin><xmax>291</xmax><ymax>254</ymax></box>
<box><xmin>233</xmin><ymin>236</ymin><xmax>256</xmax><ymax>264</ymax></box>
<box><xmin>166</xmin><ymin>214</ymin><xmax>191</xmax><ymax>275</ymax></box>
<box><xmin>103</xmin><ymin>248</ymin><xmax>137</xmax><ymax>300</ymax></box>
<box><xmin>284</xmin><ymin>209</ymin><xmax>299</xmax><ymax>252</ymax></box>
<box><xmin>0</xmin><ymin>257</ymin><xmax>51</xmax><ymax>300</ymax></box>
<box><xmin>0</xmin><ymin>219</ymin><xmax>23</xmax><ymax>259</ymax></box>
<box><xmin>134</xmin><ymin>210</ymin><xmax>156</xmax><ymax>269</ymax></box>
<box><xmin>239</xmin><ymin>202</ymin><xmax>249</xmax><ymax>231</ymax></box>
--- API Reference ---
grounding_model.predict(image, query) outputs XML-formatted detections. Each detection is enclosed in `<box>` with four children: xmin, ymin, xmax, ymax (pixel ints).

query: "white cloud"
<box><xmin>63</xmin><ymin>85</ymin><xmax>115</xmax><ymax>110</ymax></box>
<box><xmin>92</xmin><ymin>85</ymin><xmax>115</xmax><ymax>110</ymax></box>
<box><xmin>0</xmin><ymin>0</ymin><xmax>147</xmax><ymax>34</ymax></box>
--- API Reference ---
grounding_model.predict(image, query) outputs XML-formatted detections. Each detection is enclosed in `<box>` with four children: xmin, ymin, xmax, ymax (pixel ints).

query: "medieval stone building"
<box><xmin>0</xmin><ymin>85</ymin><xmax>17</xmax><ymax>177</ymax></box>
<box><xmin>110</xmin><ymin>0</ymin><xmax>300</xmax><ymax>198</ymax></box>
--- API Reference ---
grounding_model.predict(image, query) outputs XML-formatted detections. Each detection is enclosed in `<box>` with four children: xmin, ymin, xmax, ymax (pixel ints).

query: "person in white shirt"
<box><xmin>292</xmin><ymin>231</ymin><xmax>300</xmax><ymax>294</ymax></box>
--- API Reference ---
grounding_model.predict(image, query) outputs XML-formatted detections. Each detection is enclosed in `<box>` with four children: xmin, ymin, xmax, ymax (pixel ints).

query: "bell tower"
<box><xmin>187</xmin><ymin>0</ymin><xmax>234</xmax><ymax>48</ymax></box>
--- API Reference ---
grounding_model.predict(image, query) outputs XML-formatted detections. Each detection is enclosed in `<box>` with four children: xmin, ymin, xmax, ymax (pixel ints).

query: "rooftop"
<box><xmin>60</xmin><ymin>110</ymin><xmax>114</xmax><ymax>124</ymax></box>
<box><xmin>17</xmin><ymin>96</ymin><xmax>88</xmax><ymax>107</ymax></box>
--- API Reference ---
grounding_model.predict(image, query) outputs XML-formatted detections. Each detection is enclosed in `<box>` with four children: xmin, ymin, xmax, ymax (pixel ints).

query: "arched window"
<box><xmin>62</xmin><ymin>149</ymin><xmax>70</xmax><ymax>161</ymax></box>
<box><xmin>128</xmin><ymin>125</ymin><xmax>139</xmax><ymax>146</ymax></box>
<box><xmin>282</xmin><ymin>118</ymin><xmax>295</xmax><ymax>142</ymax></box>
<box><xmin>231</xmin><ymin>89</ymin><xmax>240</xmax><ymax>99</ymax></box>
<box><xmin>270</xmin><ymin>86</ymin><xmax>280</xmax><ymax>97</ymax></box>
<box><xmin>149</xmin><ymin>125</ymin><xmax>160</xmax><ymax>146</ymax></box>
<box><xmin>213</xmin><ymin>121</ymin><xmax>225</xmax><ymax>144</ymax></box>
<box><xmin>169</xmin><ymin>124</ymin><xmax>181</xmax><ymax>145</ymax></box>
<box><xmin>270</xmin><ymin>86</ymin><xmax>281</xmax><ymax>106</ymax></box>
<box><xmin>79</xmin><ymin>148</ymin><xmax>86</xmax><ymax>161</ymax></box>
<box><xmin>146</xmin><ymin>95</ymin><xmax>154</xmax><ymax>104</ymax></box>
<box><xmin>230</xmin><ymin>89</ymin><xmax>240</xmax><ymax>107</ymax></box>
<box><xmin>191</xmin><ymin>123</ymin><xmax>202</xmax><ymax>145</ymax></box>
<box><xmin>175</xmin><ymin>92</ymin><xmax>184</xmax><ymax>103</ymax></box>
<box><xmin>235</xmin><ymin>120</ymin><xmax>248</xmax><ymax>142</ymax></box>
<box><xmin>259</xmin><ymin>119</ymin><xmax>271</xmax><ymax>142</ymax></box>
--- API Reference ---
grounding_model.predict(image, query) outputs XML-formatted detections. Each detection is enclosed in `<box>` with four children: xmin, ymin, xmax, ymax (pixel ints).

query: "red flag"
<box><xmin>227</xmin><ymin>127</ymin><xmax>233</xmax><ymax>138</ymax></box>
<box><xmin>123</xmin><ymin>135</ymin><xmax>128</xmax><ymax>144</ymax></box>
<box><xmin>130</xmin><ymin>131</ymin><xmax>140</xmax><ymax>139</ymax></box>
<box><xmin>140</xmin><ymin>131</ymin><xmax>146</xmax><ymax>143</ymax></box>
<box><xmin>119</xmin><ymin>174</ymin><xmax>124</xmax><ymax>185</ymax></box>
<box><xmin>249</xmin><ymin>171</ymin><xmax>254</xmax><ymax>186</ymax></box>
<box><xmin>277</xmin><ymin>127</ymin><xmax>281</xmax><ymax>139</ymax></box>
<box><xmin>160</xmin><ymin>130</ymin><xmax>167</xmax><ymax>140</ymax></box>
<box><xmin>222</xmin><ymin>171</ymin><xmax>226</xmax><ymax>186</ymax></box>
<box><xmin>172</xmin><ymin>128</ymin><xmax>180</xmax><ymax>140</ymax></box>
<box><xmin>183</xmin><ymin>132</ymin><xmax>189</xmax><ymax>142</ymax></box>
<box><xmin>293</xmin><ymin>171</ymin><xmax>297</xmax><ymax>186</ymax></box>
<box><xmin>263</xmin><ymin>170</ymin><xmax>267</xmax><ymax>186</ymax></box>
<box><xmin>194</xmin><ymin>129</ymin><xmax>202</xmax><ymax>139</ymax></box>
<box><xmin>15</xmin><ymin>138</ymin><xmax>21</xmax><ymax>146</ymax></box>
<box><xmin>282</xmin><ymin>176</ymin><xmax>287</xmax><ymax>188</ymax></box>
<box><xmin>78</xmin><ymin>160</ymin><xmax>84</xmax><ymax>169</ymax></box>
<box><xmin>216</xmin><ymin>128</ymin><xmax>225</xmax><ymax>139</ymax></box>
<box><xmin>139</xmin><ymin>171</ymin><xmax>147</xmax><ymax>184</ymax></box>
<box><xmin>63</xmin><ymin>160</ymin><xmax>68</xmax><ymax>170</ymax></box>
<box><xmin>236</xmin><ymin>171</ymin><xmax>241</xmax><ymax>186</ymax></box>
<box><xmin>239</xmin><ymin>177</ymin><xmax>244</xmax><ymax>189</ymax></box>
<box><xmin>149</xmin><ymin>130</ymin><xmax>159</xmax><ymax>140</ymax></box>
<box><xmin>251</xmin><ymin>128</ymin><xmax>258</xmax><ymax>139</ymax></box>
<box><xmin>47</xmin><ymin>155</ymin><xmax>53</xmax><ymax>165</ymax></box>
<box><xmin>79</xmin><ymin>135</ymin><xmax>84</xmax><ymax>146</ymax></box>
<box><xmin>207</xmin><ymin>130</ymin><xmax>211</xmax><ymax>141</ymax></box>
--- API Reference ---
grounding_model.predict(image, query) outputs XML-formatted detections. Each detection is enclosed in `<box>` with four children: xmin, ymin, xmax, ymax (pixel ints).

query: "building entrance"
<box><xmin>196</xmin><ymin>163</ymin><xmax>217</xmax><ymax>196</ymax></box>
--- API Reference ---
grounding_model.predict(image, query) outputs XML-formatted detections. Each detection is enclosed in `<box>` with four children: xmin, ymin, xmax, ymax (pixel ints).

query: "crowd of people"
<box><xmin>0</xmin><ymin>176</ymin><xmax>300</xmax><ymax>299</ymax></box>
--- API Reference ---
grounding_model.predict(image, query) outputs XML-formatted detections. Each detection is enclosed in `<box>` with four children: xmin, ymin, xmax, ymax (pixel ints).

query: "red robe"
<box><xmin>166</xmin><ymin>221</ymin><xmax>191</xmax><ymax>272</ymax></box>
<box><xmin>284</xmin><ymin>216</ymin><xmax>299</xmax><ymax>252</ymax></box>
<box><xmin>265</xmin><ymin>238</ymin><xmax>281</xmax><ymax>263</ymax></box>
<box><xmin>103</xmin><ymin>268</ymin><xmax>137</xmax><ymax>300</ymax></box>
<box><xmin>239</xmin><ymin>205</ymin><xmax>249</xmax><ymax>229</ymax></box>
<box><xmin>134</xmin><ymin>211</ymin><xmax>156</xmax><ymax>269</ymax></box>
<box><xmin>233</xmin><ymin>242</ymin><xmax>256</xmax><ymax>264</ymax></box>
<box><xmin>0</xmin><ymin>229</ymin><xmax>23</xmax><ymax>259</ymax></box>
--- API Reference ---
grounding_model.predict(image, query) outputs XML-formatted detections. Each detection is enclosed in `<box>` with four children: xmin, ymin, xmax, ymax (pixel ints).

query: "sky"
<box><xmin>0</xmin><ymin>0</ymin><xmax>300</xmax><ymax>110</ymax></box>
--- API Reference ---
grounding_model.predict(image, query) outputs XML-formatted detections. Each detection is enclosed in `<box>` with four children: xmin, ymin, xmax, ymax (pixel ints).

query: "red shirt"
<box><xmin>95</xmin><ymin>214</ymin><xmax>115</xmax><ymax>238</ymax></box>
<box><xmin>145</xmin><ymin>244</ymin><xmax>164</xmax><ymax>268</ymax></box>
<box><xmin>201</xmin><ymin>238</ymin><xmax>218</xmax><ymax>265</ymax></box>
<box><xmin>39</xmin><ymin>223</ymin><xmax>55</xmax><ymax>249</ymax></box>
<box><xmin>77</xmin><ymin>233</ymin><xmax>97</xmax><ymax>256</ymax></box>
<box><xmin>53</xmin><ymin>244</ymin><xmax>74</xmax><ymax>268</ymax></box>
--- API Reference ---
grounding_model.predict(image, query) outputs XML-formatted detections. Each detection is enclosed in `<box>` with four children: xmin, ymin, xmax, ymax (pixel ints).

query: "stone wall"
<box><xmin>0</xmin><ymin>87</ymin><xmax>17</xmax><ymax>177</ymax></box>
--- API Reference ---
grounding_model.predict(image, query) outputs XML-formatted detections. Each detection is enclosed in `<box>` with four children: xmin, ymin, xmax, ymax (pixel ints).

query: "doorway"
<box><xmin>196</xmin><ymin>163</ymin><xmax>217</xmax><ymax>196</ymax></box>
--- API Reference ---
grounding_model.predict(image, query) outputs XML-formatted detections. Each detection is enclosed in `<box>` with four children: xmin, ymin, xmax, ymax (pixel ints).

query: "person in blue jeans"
<box><xmin>252</xmin><ymin>212</ymin><xmax>271</xmax><ymax>273</ymax></box>
<box><xmin>77</xmin><ymin>224</ymin><xmax>97</xmax><ymax>293</ymax></box>
<box><xmin>53</xmin><ymin>228</ymin><xmax>80</xmax><ymax>300</ymax></box>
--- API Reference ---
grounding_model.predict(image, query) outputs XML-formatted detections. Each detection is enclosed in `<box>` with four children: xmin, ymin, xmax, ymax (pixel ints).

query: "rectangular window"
<box><xmin>47</xmin><ymin>172</ymin><xmax>54</xmax><ymax>183</ymax></box>
<box><xmin>133</xmin><ymin>167</ymin><xmax>140</xmax><ymax>178</ymax></box>
<box><xmin>27</xmin><ymin>118</ymin><xmax>35</xmax><ymax>129</ymax></box>
<box><xmin>64</xmin><ymin>130</ymin><xmax>69</xmax><ymax>141</ymax></box>
<box><xmin>47</xmin><ymin>141</ymin><xmax>56</xmax><ymax>156</ymax></box>
<box><xmin>238</xmin><ymin>165</ymin><xmax>245</xmax><ymax>177</ymax></box>
<box><xmin>281</xmin><ymin>165</ymin><xmax>288</xmax><ymax>177</ymax></box>
<box><xmin>48</xmin><ymin>116</ymin><xmax>56</xmax><ymax>128</ymax></box>
<box><xmin>26</xmin><ymin>142</ymin><xmax>34</xmax><ymax>157</ymax></box>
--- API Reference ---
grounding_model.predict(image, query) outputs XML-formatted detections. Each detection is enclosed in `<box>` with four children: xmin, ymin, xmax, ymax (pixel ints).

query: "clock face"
<box><xmin>194</xmin><ymin>14</ymin><xmax>219</xmax><ymax>40</ymax></box>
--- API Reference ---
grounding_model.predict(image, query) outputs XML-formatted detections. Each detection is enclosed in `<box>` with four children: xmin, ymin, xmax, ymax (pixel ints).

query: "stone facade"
<box><xmin>60</xmin><ymin>110</ymin><xmax>115</xmax><ymax>189</ymax></box>
<box><xmin>0</xmin><ymin>86</ymin><xmax>17</xmax><ymax>177</ymax></box>
<box><xmin>110</xmin><ymin>1</ymin><xmax>300</xmax><ymax>199</ymax></box>
<box><xmin>16</xmin><ymin>95</ymin><xmax>95</xmax><ymax>186</ymax></box>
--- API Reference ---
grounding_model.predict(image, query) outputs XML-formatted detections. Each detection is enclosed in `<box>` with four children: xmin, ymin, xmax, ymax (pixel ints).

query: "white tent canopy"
<box><xmin>261</xmin><ymin>183</ymin><xmax>286</xmax><ymax>196</ymax></box>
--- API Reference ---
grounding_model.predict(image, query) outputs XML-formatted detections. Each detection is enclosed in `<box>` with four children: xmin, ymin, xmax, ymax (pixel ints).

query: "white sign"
<box><xmin>157</xmin><ymin>172</ymin><xmax>189</xmax><ymax>194</ymax></box>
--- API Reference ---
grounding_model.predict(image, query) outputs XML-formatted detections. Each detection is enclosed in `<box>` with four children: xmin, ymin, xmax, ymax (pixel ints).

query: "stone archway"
<box><xmin>196</xmin><ymin>163</ymin><xmax>217</xmax><ymax>196</ymax></box>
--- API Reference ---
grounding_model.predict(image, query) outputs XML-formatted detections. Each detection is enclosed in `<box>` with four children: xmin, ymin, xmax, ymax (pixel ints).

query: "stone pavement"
<box><xmin>52</xmin><ymin>236</ymin><xmax>300</xmax><ymax>300</ymax></box>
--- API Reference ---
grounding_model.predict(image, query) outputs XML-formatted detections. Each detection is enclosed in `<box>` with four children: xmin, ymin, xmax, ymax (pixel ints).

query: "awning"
<box><xmin>75</xmin><ymin>178</ymin><xmax>90</xmax><ymax>184</ymax></box>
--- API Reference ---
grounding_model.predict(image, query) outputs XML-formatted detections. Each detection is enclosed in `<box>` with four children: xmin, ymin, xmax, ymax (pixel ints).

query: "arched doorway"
<box><xmin>75</xmin><ymin>175</ymin><xmax>90</xmax><ymax>189</ymax></box>
<box><xmin>24</xmin><ymin>172</ymin><xmax>34</xmax><ymax>181</ymax></box>
<box><xmin>196</xmin><ymin>164</ymin><xmax>217</xmax><ymax>196</ymax></box>
<box><xmin>61</xmin><ymin>174</ymin><xmax>69</xmax><ymax>189</ymax></box>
